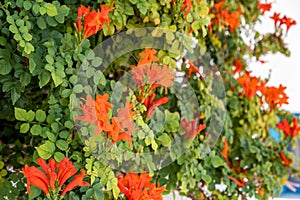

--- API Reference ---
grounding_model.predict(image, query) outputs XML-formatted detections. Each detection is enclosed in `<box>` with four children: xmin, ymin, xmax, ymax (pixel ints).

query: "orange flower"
<box><xmin>57</xmin><ymin>158</ymin><xmax>78</xmax><ymax>188</ymax></box>
<box><xmin>258</xmin><ymin>2</ymin><xmax>272</xmax><ymax>15</ymax></box>
<box><xmin>143</xmin><ymin>93</ymin><xmax>169</xmax><ymax>119</ymax></box>
<box><xmin>228</xmin><ymin>176</ymin><xmax>246</xmax><ymax>187</ymax></box>
<box><xmin>22</xmin><ymin>158</ymin><xmax>89</xmax><ymax>197</ymax></box>
<box><xmin>261</xmin><ymin>84</ymin><xmax>288</xmax><ymax>110</ymax></box>
<box><xmin>187</xmin><ymin>61</ymin><xmax>200</xmax><ymax>78</ymax></box>
<box><xmin>22</xmin><ymin>164</ymin><xmax>50</xmax><ymax>195</ymax></box>
<box><xmin>116</xmin><ymin>101</ymin><xmax>136</xmax><ymax>135</ymax></box>
<box><xmin>76</xmin><ymin>3</ymin><xmax>113</xmax><ymax>39</ymax></box>
<box><xmin>131</xmin><ymin>63</ymin><xmax>175</xmax><ymax>93</ymax></box>
<box><xmin>107</xmin><ymin>117</ymin><xmax>133</xmax><ymax>146</ymax></box>
<box><xmin>61</xmin><ymin>169</ymin><xmax>90</xmax><ymax>197</ymax></box>
<box><xmin>181</xmin><ymin>118</ymin><xmax>206</xmax><ymax>140</ymax></box>
<box><xmin>138</xmin><ymin>48</ymin><xmax>159</xmax><ymax>67</ymax></box>
<box><xmin>279</xmin><ymin>15</ymin><xmax>297</xmax><ymax>32</ymax></box>
<box><xmin>221</xmin><ymin>137</ymin><xmax>229</xmax><ymax>161</ymax></box>
<box><xmin>76</xmin><ymin>95</ymin><xmax>97</xmax><ymax>125</ymax></box>
<box><xmin>77</xmin><ymin>94</ymin><xmax>134</xmax><ymax>146</ymax></box>
<box><xmin>237</xmin><ymin>72</ymin><xmax>260</xmax><ymax>99</ymax></box>
<box><xmin>210</xmin><ymin>1</ymin><xmax>242</xmax><ymax>32</ymax></box>
<box><xmin>77</xmin><ymin>5</ymin><xmax>91</xmax><ymax>32</ymax></box>
<box><xmin>276</xmin><ymin>118</ymin><xmax>300</xmax><ymax>138</ymax></box>
<box><xmin>181</xmin><ymin>0</ymin><xmax>193</xmax><ymax>17</ymax></box>
<box><xmin>270</xmin><ymin>12</ymin><xmax>281</xmax><ymax>26</ymax></box>
<box><xmin>131</xmin><ymin>49</ymin><xmax>175</xmax><ymax>94</ymax></box>
<box><xmin>280</xmin><ymin>151</ymin><xmax>292</xmax><ymax>166</ymax></box>
<box><xmin>117</xmin><ymin>172</ymin><xmax>165</xmax><ymax>200</ymax></box>
<box><xmin>233</xmin><ymin>58</ymin><xmax>243</xmax><ymax>75</ymax></box>
<box><xmin>95</xmin><ymin>94</ymin><xmax>113</xmax><ymax>131</ymax></box>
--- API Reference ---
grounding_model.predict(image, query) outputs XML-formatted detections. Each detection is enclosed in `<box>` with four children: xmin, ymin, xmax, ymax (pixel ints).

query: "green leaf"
<box><xmin>56</xmin><ymin>139</ymin><xmax>68</xmax><ymax>151</ymax></box>
<box><xmin>51</xmin><ymin>122</ymin><xmax>60</xmax><ymax>133</ymax></box>
<box><xmin>94</xmin><ymin>187</ymin><xmax>104</xmax><ymax>200</ymax></box>
<box><xmin>54</xmin><ymin>152</ymin><xmax>65</xmax><ymax>162</ymax></box>
<box><xmin>64</xmin><ymin>121</ymin><xmax>74</xmax><ymax>129</ymax></box>
<box><xmin>27</xmin><ymin>110</ymin><xmax>35</xmax><ymax>122</ymax></box>
<box><xmin>24</xmin><ymin>42</ymin><xmax>34</xmax><ymax>54</ymax></box>
<box><xmin>28</xmin><ymin>186</ymin><xmax>41</xmax><ymax>200</ymax></box>
<box><xmin>15</xmin><ymin>107</ymin><xmax>27</xmax><ymax>121</ymax></box>
<box><xmin>51</xmin><ymin>71</ymin><xmax>63</xmax><ymax>87</ymax></box>
<box><xmin>38</xmin><ymin>70</ymin><xmax>51</xmax><ymax>88</ymax></box>
<box><xmin>157</xmin><ymin>133</ymin><xmax>171</xmax><ymax>147</ymax></box>
<box><xmin>36</xmin><ymin>109</ymin><xmax>46</xmax><ymax>122</ymax></box>
<box><xmin>46</xmin><ymin>131</ymin><xmax>56</xmax><ymax>142</ymax></box>
<box><xmin>36</xmin><ymin>141</ymin><xmax>55</xmax><ymax>159</ymax></box>
<box><xmin>202</xmin><ymin>174</ymin><xmax>212</xmax><ymax>184</ymax></box>
<box><xmin>73</xmin><ymin>84</ymin><xmax>83</xmax><ymax>93</ymax></box>
<box><xmin>59</xmin><ymin>131</ymin><xmax>69</xmax><ymax>139</ymax></box>
<box><xmin>23</xmin><ymin>32</ymin><xmax>32</xmax><ymax>41</ymax></box>
<box><xmin>39</xmin><ymin>6</ymin><xmax>47</xmax><ymax>15</ymax></box>
<box><xmin>0</xmin><ymin>59</ymin><xmax>12</xmax><ymax>75</ymax></box>
<box><xmin>20</xmin><ymin>72</ymin><xmax>31</xmax><ymax>87</ymax></box>
<box><xmin>37</xmin><ymin>17</ymin><xmax>47</xmax><ymax>30</ymax></box>
<box><xmin>93</xmin><ymin>71</ymin><xmax>106</xmax><ymax>86</ymax></box>
<box><xmin>20</xmin><ymin>123</ymin><xmax>30</xmax><ymax>133</ymax></box>
<box><xmin>11</xmin><ymin>87</ymin><xmax>21</xmax><ymax>105</ymax></box>
<box><xmin>211</xmin><ymin>156</ymin><xmax>223</xmax><ymax>168</ymax></box>
<box><xmin>44</xmin><ymin>3</ymin><xmax>58</xmax><ymax>17</ymax></box>
<box><xmin>9</xmin><ymin>24</ymin><xmax>18</xmax><ymax>33</ymax></box>
<box><xmin>23</xmin><ymin>1</ymin><xmax>32</xmax><ymax>10</ymax></box>
<box><xmin>30</xmin><ymin>124</ymin><xmax>42</xmax><ymax>136</ymax></box>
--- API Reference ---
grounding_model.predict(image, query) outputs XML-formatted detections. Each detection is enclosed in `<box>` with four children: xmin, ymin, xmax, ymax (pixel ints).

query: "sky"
<box><xmin>249</xmin><ymin>0</ymin><xmax>300</xmax><ymax>113</ymax></box>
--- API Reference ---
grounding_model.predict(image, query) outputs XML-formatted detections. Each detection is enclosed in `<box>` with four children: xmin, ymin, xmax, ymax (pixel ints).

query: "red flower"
<box><xmin>22</xmin><ymin>158</ymin><xmax>89</xmax><ymax>197</ymax></box>
<box><xmin>210</xmin><ymin>1</ymin><xmax>242</xmax><ymax>32</ymax></box>
<box><xmin>138</xmin><ymin>48</ymin><xmax>159</xmax><ymax>67</ymax></box>
<box><xmin>22</xmin><ymin>164</ymin><xmax>50</xmax><ymax>195</ymax></box>
<box><xmin>76</xmin><ymin>3</ymin><xmax>113</xmax><ymax>39</ymax></box>
<box><xmin>181</xmin><ymin>0</ymin><xmax>193</xmax><ymax>17</ymax></box>
<box><xmin>76</xmin><ymin>95</ymin><xmax>97</xmax><ymax>125</ymax></box>
<box><xmin>117</xmin><ymin>172</ymin><xmax>165</xmax><ymax>200</ymax></box>
<box><xmin>279</xmin><ymin>15</ymin><xmax>297</xmax><ymax>32</ymax></box>
<box><xmin>143</xmin><ymin>93</ymin><xmax>169</xmax><ymax>119</ymax></box>
<box><xmin>233</xmin><ymin>58</ymin><xmax>243</xmax><ymax>75</ymax></box>
<box><xmin>280</xmin><ymin>151</ymin><xmax>292</xmax><ymax>166</ymax></box>
<box><xmin>77</xmin><ymin>5</ymin><xmax>91</xmax><ymax>32</ymax></box>
<box><xmin>228</xmin><ymin>176</ymin><xmax>246</xmax><ymax>187</ymax></box>
<box><xmin>187</xmin><ymin>61</ymin><xmax>200</xmax><ymax>78</ymax></box>
<box><xmin>181</xmin><ymin>118</ymin><xmax>206</xmax><ymax>140</ymax></box>
<box><xmin>258</xmin><ymin>2</ymin><xmax>272</xmax><ymax>15</ymax></box>
<box><xmin>237</xmin><ymin>72</ymin><xmax>260</xmax><ymax>99</ymax></box>
<box><xmin>221</xmin><ymin>137</ymin><xmax>229</xmax><ymax>161</ymax></box>
<box><xmin>61</xmin><ymin>169</ymin><xmax>90</xmax><ymax>197</ymax></box>
<box><xmin>116</xmin><ymin>101</ymin><xmax>136</xmax><ymax>135</ymax></box>
<box><xmin>276</xmin><ymin>118</ymin><xmax>300</xmax><ymax>138</ymax></box>
<box><xmin>270</xmin><ymin>12</ymin><xmax>281</xmax><ymax>27</ymax></box>
<box><xmin>260</xmin><ymin>84</ymin><xmax>288</xmax><ymax>110</ymax></box>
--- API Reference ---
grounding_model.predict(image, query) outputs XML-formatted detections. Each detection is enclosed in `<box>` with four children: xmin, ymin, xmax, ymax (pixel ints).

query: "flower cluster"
<box><xmin>117</xmin><ymin>172</ymin><xmax>165</xmax><ymax>200</ymax></box>
<box><xmin>258</xmin><ymin>2</ymin><xmax>272</xmax><ymax>15</ymax></box>
<box><xmin>276</xmin><ymin>117</ymin><xmax>300</xmax><ymax>138</ymax></box>
<box><xmin>77</xmin><ymin>94</ymin><xmax>135</xmax><ymax>145</ymax></box>
<box><xmin>76</xmin><ymin>4</ymin><xmax>113</xmax><ymax>39</ymax></box>
<box><xmin>131</xmin><ymin>48</ymin><xmax>175</xmax><ymax>119</ymax></box>
<box><xmin>181</xmin><ymin>118</ymin><xmax>206</xmax><ymax>140</ymax></box>
<box><xmin>209</xmin><ymin>1</ymin><xmax>242</xmax><ymax>32</ymax></box>
<box><xmin>22</xmin><ymin>158</ymin><xmax>89</xmax><ymax>198</ymax></box>
<box><xmin>270</xmin><ymin>12</ymin><xmax>296</xmax><ymax>32</ymax></box>
<box><xmin>237</xmin><ymin>71</ymin><xmax>288</xmax><ymax>110</ymax></box>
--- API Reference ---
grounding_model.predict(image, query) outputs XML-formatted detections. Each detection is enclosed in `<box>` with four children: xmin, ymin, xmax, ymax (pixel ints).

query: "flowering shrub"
<box><xmin>0</xmin><ymin>0</ymin><xmax>299</xmax><ymax>199</ymax></box>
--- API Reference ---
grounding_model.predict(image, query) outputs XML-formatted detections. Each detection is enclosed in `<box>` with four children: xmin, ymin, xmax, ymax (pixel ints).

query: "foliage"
<box><xmin>0</xmin><ymin>0</ymin><xmax>298</xmax><ymax>199</ymax></box>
